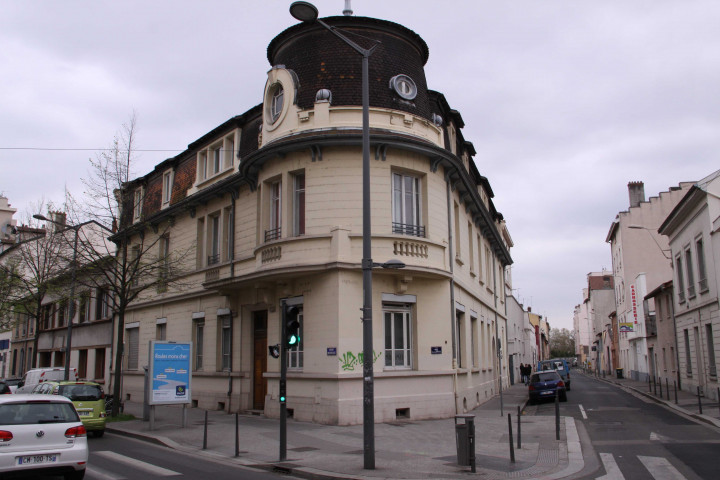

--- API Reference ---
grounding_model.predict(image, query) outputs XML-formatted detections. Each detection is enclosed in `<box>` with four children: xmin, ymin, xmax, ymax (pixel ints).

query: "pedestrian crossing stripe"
<box><xmin>597</xmin><ymin>453</ymin><xmax>687</xmax><ymax>480</ymax></box>
<box><xmin>94</xmin><ymin>451</ymin><xmax>181</xmax><ymax>476</ymax></box>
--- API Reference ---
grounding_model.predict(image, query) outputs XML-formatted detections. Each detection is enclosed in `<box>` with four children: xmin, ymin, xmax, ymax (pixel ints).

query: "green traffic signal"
<box><xmin>280</xmin><ymin>395</ymin><xmax>286</xmax><ymax>402</ymax></box>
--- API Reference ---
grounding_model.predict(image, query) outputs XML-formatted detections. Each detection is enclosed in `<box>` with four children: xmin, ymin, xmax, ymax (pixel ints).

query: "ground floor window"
<box><xmin>288</xmin><ymin>306</ymin><xmax>304</xmax><ymax>370</ymax></box>
<box><xmin>384</xmin><ymin>307</ymin><xmax>412</xmax><ymax>369</ymax></box>
<box><xmin>127</xmin><ymin>326</ymin><xmax>139</xmax><ymax>370</ymax></box>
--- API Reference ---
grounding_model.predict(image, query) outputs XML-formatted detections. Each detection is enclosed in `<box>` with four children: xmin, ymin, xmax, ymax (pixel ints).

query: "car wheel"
<box><xmin>64</xmin><ymin>469</ymin><xmax>86</xmax><ymax>480</ymax></box>
<box><xmin>93</xmin><ymin>430</ymin><xmax>105</xmax><ymax>438</ymax></box>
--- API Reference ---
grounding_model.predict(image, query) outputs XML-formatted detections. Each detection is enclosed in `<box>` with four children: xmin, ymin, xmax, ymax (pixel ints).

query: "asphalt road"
<box><xmin>36</xmin><ymin>432</ymin><xmax>298</xmax><ymax>480</ymax></box>
<box><xmin>527</xmin><ymin>371</ymin><xmax>720</xmax><ymax>480</ymax></box>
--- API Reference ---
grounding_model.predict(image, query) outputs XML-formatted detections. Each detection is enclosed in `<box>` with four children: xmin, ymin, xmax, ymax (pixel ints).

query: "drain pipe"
<box><xmin>493</xmin><ymin>254</ymin><xmax>503</xmax><ymax>416</ymax></box>
<box><xmin>446</xmin><ymin>179</ymin><xmax>458</xmax><ymax>413</ymax></box>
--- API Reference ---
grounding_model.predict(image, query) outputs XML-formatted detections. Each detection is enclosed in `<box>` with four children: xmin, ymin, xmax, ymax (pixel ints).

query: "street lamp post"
<box><xmin>289</xmin><ymin>2</ymin><xmax>381</xmax><ymax>469</ymax></box>
<box><xmin>33</xmin><ymin>214</ymin><xmax>111</xmax><ymax>381</ymax></box>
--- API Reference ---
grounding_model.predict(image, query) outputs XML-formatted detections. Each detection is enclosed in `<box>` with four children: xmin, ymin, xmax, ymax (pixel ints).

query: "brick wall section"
<box><xmin>171</xmin><ymin>155</ymin><xmax>196</xmax><ymax>204</ymax></box>
<box><xmin>270</xmin><ymin>17</ymin><xmax>432</xmax><ymax>122</ymax></box>
<box><xmin>144</xmin><ymin>176</ymin><xmax>162</xmax><ymax>216</ymax></box>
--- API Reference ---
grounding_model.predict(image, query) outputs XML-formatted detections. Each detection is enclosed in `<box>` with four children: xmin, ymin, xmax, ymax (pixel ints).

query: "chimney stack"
<box><xmin>628</xmin><ymin>181</ymin><xmax>645</xmax><ymax>208</ymax></box>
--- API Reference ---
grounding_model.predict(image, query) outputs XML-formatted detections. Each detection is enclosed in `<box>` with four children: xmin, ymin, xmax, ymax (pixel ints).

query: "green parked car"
<box><xmin>31</xmin><ymin>381</ymin><xmax>107</xmax><ymax>437</ymax></box>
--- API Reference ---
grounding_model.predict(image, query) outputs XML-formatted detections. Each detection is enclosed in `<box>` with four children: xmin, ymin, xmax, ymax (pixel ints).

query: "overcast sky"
<box><xmin>2</xmin><ymin>1</ymin><xmax>719</xmax><ymax>330</ymax></box>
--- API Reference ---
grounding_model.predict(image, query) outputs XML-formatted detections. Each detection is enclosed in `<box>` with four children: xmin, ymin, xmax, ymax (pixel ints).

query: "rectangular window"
<box><xmin>58</xmin><ymin>300</ymin><xmax>67</xmax><ymax>327</ymax></box>
<box><xmin>94</xmin><ymin>348</ymin><xmax>105</xmax><ymax>380</ymax></box>
<box><xmin>471</xmin><ymin>315</ymin><xmax>478</xmax><ymax>367</ymax></box>
<box><xmin>706</xmin><ymin>324</ymin><xmax>716</xmax><ymax>377</ymax></box>
<box><xmin>468</xmin><ymin>223</ymin><xmax>474</xmax><ymax>273</ymax></box>
<box><xmin>225</xmin><ymin>137</ymin><xmax>235</xmax><ymax>168</ymax></box>
<box><xmin>194</xmin><ymin>320</ymin><xmax>204</xmax><ymax>370</ymax></box>
<box><xmin>127</xmin><ymin>327</ymin><xmax>139</xmax><ymax>370</ymax></box>
<box><xmin>477</xmin><ymin>235</ymin><xmax>484</xmax><ymax>284</ymax></box>
<box><xmin>224</xmin><ymin>207</ymin><xmax>232</xmax><ymax>262</ymax></box>
<box><xmin>454</xmin><ymin>201</ymin><xmax>461</xmax><ymax>258</ymax></box>
<box><xmin>162</xmin><ymin>171</ymin><xmax>173</xmax><ymax>204</ymax></box>
<box><xmin>213</xmin><ymin>146</ymin><xmax>222</xmax><ymax>174</ymax></box>
<box><xmin>392</xmin><ymin>173</ymin><xmax>424</xmax><ymax>237</ymax></box>
<box><xmin>266</xmin><ymin>181</ymin><xmax>282</xmax><ymax>241</ymax></box>
<box><xmin>198</xmin><ymin>152</ymin><xmax>208</xmax><ymax>181</ymax></box>
<box><xmin>220</xmin><ymin>316</ymin><xmax>232</xmax><ymax>371</ymax></box>
<box><xmin>293</xmin><ymin>173</ymin><xmax>305</xmax><ymax>236</ymax></box>
<box><xmin>133</xmin><ymin>188</ymin><xmax>143</xmax><ymax>221</ymax></box>
<box><xmin>384</xmin><ymin>308</ymin><xmax>411</xmax><ymax>369</ymax></box>
<box><xmin>696</xmin><ymin>237</ymin><xmax>708</xmax><ymax>292</ymax></box>
<box><xmin>288</xmin><ymin>306</ymin><xmax>304</xmax><ymax>370</ymax></box>
<box><xmin>78</xmin><ymin>349</ymin><xmax>88</xmax><ymax>379</ymax></box>
<box><xmin>156</xmin><ymin>323</ymin><xmax>166</xmax><ymax>341</ymax></box>
<box><xmin>196</xmin><ymin>218</ymin><xmax>205</xmax><ymax>268</ymax></box>
<box><xmin>158</xmin><ymin>236</ymin><xmax>170</xmax><ymax>291</ymax></box>
<box><xmin>456</xmin><ymin>310</ymin><xmax>465</xmax><ymax>369</ymax></box>
<box><xmin>685</xmin><ymin>249</ymin><xmax>696</xmax><ymax>298</ymax></box>
<box><xmin>485</xmin><ymin>247</ymin><xmax>492</xmax><ymax>288</ymax></box>
<box><xmin>684</xmin><ymin>329</ymin><xmax>692</xmax><ymax>375</ymax></box>
<box><xmin>78</xmin><ymin>292</ymin><xmax>90</xmax><ymax>323</ymax></box>
<box><xmin>208</xmin><ymin>215</ymin><xmax>220</xmax><ymax>265</ymax></box>
<box><xmin>676</xmin><ymin>256</ymin><xmax>685</xmax><ymax>303</ymax></box>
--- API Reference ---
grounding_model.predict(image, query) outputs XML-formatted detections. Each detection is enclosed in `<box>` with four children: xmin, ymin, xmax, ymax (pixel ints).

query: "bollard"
<box><xmin>555</xmin><ymin>391</ymin><xmax>560</xmax><ymax>441</ymax></box>
<box><xmin>648</xmin><ymin>375</ymin><xmax>652</xmax><ymax>393</ymax></box>
<box><xmin>202</xmin><ymin>410</ymin><xmax>208</xmax><ymax>450</ymax></box>
<box><xmin>235</xmin><ymin>412</ymin><xmax>239</xmax><ymax>457</ymax></box>
<box><xmin>517</xmin><ymin>405</ymin><xmax>522</xmax><ymax>449</ymax></box>
<box><xmin>666</xmin><ymin>378</ymin><xmax>669</xmax><ymax>401</ymax></box>
<box><xmin>698</xmin><ymin>386</ymin><xmax>703</xmax><ymax>415</ymax></box>
<box><xmin>508</xmin><ymin>414</ymin><xmax>515</xmax><ymax>463</ymax></box>
<box><xmin>718</xmin><ymin>387</ymin><xmax>720</xmax><ymax>417</ymax></box>
<box><xmin>674</xmin><ymin>380</ymin><xmax>678</xmax><ymax>404</ymax></box>
<box><xmin>654</xmin><ymin>376</ymin><xmax>658</xmax><ymax>396</ymax></box>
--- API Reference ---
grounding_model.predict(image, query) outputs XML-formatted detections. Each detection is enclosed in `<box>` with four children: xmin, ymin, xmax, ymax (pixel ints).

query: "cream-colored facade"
<box><xmin>115</xmin><ymin>15</ymin><xmax>512</xmax><ymax>425</ymax></box>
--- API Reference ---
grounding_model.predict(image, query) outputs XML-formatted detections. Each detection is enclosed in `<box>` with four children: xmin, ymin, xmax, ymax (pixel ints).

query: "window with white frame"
<box><xmin>384</xmin><ymin>306</ymin><xmax>412</xmax><ymax>369</ymax></box>
<box><xmin>676</xmin><ymin>255</ymin><xmax>685</xmax><ymax>303</ymax></box>
<box><xmin>194</xmin><ymin>319</ymin><xmax>204</xmax><ymax>370</ymax></box>
<box><xmin>208</xmin><ymin>214</ymin><xmax>220</xmax><ymax>265</ymax></box>
<box><xmin>684</xmin><ymin>329</ymin><xmax>692</xmax><ymax>375</ymax></box>
<box><xmin>156</xmin><ymin>319</ymin><xmax>166</xmax><ymax>341</ymax></box>
<box><xmin>127</xmin><ymin>325</ymin><xmax>139</xmax><ymax>370</ymax></box>
<box><xmin>696</xmin><ymin>237</ymin><xmax>708</xmax><ymax>292</ymax></box>
<box><xmin>265</xmin><ymin>180</ymin><xmax>281</xmax><ymax>242</ymax></box>
<box><xmin>706</xmin><ymin>323</ymin><xmax>717</xmax><ymax>376</ymax></box>
<box><xmin>685</xmin><ymin>248</ymin><xmax>695</xmax><ymax>298</ymax></box>
<box><xmin>288</xmin><ymin>306</ymin><xmax>304</xmax><ymax>370</ymax></box>
<box><xmin>270</xmin><ymin>84</ymin><xmax>284</xmax><ymax>123</ymax></box>
<box><xmin>456</xmin><ymin>309</ymin><xmax>465</xmax><ymax>368</ymax></box>
<box><xmin>133</xmin><ymin>188</ymin><xmax>143</xmax><ymax>222</ymax></box>
<box><xmin>162</xmin><ymin>170</ymin><xmax>173</xmax><ymax>205</ymax></box>
<box><xmin>212</xmin><ymin>145</ymin><xmax>222</xmax><ymax>175</ymax></box>
<box><xmin>219</xmin><ymin>315</ymin><xmax>232</xmax><ymax>371</ymax></box>
<box><xmin>198</xmin><ymin>152</ymin><xmax>208</xmax><ymax>181</ymax></box>
<box><xmin>293</xmin><ymin>172</ymin><xmax>305</xmax><ymax>236</ymax></box>
<box><xmin>471</xmin><ymin>314</ymin><xmax>478</xmax><ymax>367</ymax></box>
<box><xmin>392</xmin><ymin>172</ymin><xmax>424</xmax><ymax>237</ymax></box>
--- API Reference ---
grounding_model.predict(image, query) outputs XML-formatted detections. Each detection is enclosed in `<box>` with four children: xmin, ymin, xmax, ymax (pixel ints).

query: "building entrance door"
<box><xmin>253</xmin><ymin>311</ymin><xmax>268</xmax><ymax>410</ymax></box>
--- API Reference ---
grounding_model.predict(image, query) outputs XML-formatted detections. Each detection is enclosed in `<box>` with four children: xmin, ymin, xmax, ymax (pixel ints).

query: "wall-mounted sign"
<box><xmin>631</xmin><ymin>284</ymin><xmax>638</xmax><ymax>323</ymax></box>
<box><xmin>327</xmin><ymin>347</ymin><xmax>337</xmax><ymax>356</ymax></box>
<box><xmin>619</xmin><ymin>323</ymin><xmax>634</xmax><ymax>333</ymax></box>
<box><xmin>149</xmin><ymin>341</ymin><xmax>192</xmax><ymax>405</ymax></box>
<box><xmin>431</xmin><ymin>346</ymin><xmax>442</xmax><ymax>354</ymax></box>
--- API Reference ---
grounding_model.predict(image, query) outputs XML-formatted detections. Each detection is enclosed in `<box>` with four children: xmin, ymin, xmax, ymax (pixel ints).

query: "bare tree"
<box><xmin>0</xmin><ymin>205</ymin><xmax>68</xmax><ymax>369</ymax></box>
<box><xmin>549</xmin><ymin>328</ymin><xmax>576</xmax><ymax>359</ymax></box>
<box><xmin>78</xmin><ymin>113</ymin><xmax>191</xmax><ymax>416</ymax></box>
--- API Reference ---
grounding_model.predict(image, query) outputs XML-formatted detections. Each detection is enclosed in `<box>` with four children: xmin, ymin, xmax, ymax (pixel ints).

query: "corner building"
<box><xmin>118</xmin><ymin>14</ymin><xmax>513</xmax><ymax>425</ymax></box>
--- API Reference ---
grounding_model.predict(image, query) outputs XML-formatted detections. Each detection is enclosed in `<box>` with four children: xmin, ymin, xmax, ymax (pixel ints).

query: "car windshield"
<box><xmin>0</xmin><ymin>401</ymin><xmax>79</xmax><ymax>425</ymax></box>
<box><xmin>4</xmin><ymin>379</ymin><xmax>21</xmax><ymax>386</ymax></box>
<box><xmin>58</xmin><ymin>384</ymin><xmax>103</xmax><ymax>401</ymax></box>
<box><xmin>531</xmin><ymin>372</ymin><xmax>560</xmax><ymax>383</ymax></box>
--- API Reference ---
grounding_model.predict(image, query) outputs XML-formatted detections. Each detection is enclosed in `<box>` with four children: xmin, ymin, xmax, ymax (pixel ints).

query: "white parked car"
<box><xmin>0</xmin><ymin>394</ymin><xmax>88</xmax><ymax>479</ymax></box>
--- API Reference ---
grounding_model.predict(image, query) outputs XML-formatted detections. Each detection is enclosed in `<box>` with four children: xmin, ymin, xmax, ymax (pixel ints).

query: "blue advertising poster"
<box><xmin>149</xmin><ymin>341</ymin><xmax>192</xmax><ymax>405</ymax></box>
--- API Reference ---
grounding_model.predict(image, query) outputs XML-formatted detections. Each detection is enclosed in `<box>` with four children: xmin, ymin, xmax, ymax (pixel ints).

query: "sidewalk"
<box><xmin>588</xmin><ymin>370</ymin><xmax>720</xmax><ymax>429</ymax></box>
<box><xmin>107</xmin><ymin>382</ymin><xmax>583</xmax><ymax>480</ymax></box>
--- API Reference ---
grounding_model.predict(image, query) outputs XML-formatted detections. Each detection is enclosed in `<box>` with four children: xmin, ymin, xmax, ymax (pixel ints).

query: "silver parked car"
<box><xmin>0</xmin><ymin>394</ymin><xmax>88</xmax><ymax>479</ymax></box>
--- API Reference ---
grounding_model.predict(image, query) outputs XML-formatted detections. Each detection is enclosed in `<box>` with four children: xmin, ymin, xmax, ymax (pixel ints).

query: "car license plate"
<box><xmin>78</xmin><ymin>410</ymin><xmax>92</xmax><ymax>416</ymax></box>
<box><xmin>17</xmin><ymin>454</ymin><xmax>57</xmax><ymax>465</ymax></box>
<box><xmin>541</xmin><ymin>390</ymin><xmax>553</xmax><ymax>395</ymax></box>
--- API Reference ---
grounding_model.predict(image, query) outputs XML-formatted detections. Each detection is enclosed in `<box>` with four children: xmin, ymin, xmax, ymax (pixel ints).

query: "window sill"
<box><xmin>455</xmin><ymin>256</ymin><xmax>464</xmax><ymax>266</ymax></box>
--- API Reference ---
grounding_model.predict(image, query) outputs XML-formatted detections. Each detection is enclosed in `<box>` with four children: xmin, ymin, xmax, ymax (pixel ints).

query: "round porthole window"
<box><xmin>269</xmin><ymin>83</ymin><xmax>284</xmax><ymax>123</ymax></box>
<box><xmin>389</xmin><ymin>74</ymin><xmax>417</xmax><ymax>100</ymax></box>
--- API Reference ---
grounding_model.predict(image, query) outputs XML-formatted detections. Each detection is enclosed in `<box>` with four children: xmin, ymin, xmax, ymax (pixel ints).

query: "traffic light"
<box><xmin>285</xmin><ymin>305</ymin><xmax>301</xmax><ymax>348</ymax></box>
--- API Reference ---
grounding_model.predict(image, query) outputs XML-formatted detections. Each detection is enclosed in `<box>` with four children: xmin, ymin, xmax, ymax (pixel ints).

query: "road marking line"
<box><xmin>638</xmin><ymin>455</ymin><xmax>687</xmax><ymax>480</ymax></box>
<box><xmin>579</xmin><ymin>404</ymin><xmax>588</xmax><ymax>419</ymax></box>
<box><xmin>596</xmin><ymin>452</ymin><xmax>625</xmax><ymax>480</ymax></box>
<box><xmin>94</xmin><ymin>450</ymin><xmax>181</xmax><ymax>476</ymax></box>
<box><xmin>85</xmin><ymin>463</ymin><xmax>126</xmax><ymax>480</ymax></box>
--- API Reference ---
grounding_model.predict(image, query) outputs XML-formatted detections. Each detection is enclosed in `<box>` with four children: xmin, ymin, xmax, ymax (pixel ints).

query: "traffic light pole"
<box><xmin>279</xmin><ymin>299</ymin><xmax>288</xmax><ymax>461</ymax></box>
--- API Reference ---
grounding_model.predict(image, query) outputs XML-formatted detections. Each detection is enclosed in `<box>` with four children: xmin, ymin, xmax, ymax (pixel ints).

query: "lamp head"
<box><xmin>290</xmin><ymin>1</ymin><xmax>319</xmax><ymax>22</ymax></box>
<box><xmin>33</xmin><ymin>214</ymin><xmax>48</xmax><ymax>221</ymax></box>
<box><xmin>381</xmin><ymin>259</ymin><xmax>406</xmax><ymax>269</ymax></box>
